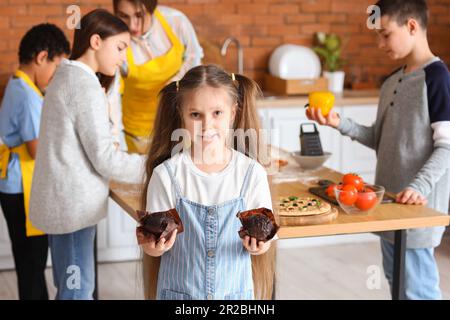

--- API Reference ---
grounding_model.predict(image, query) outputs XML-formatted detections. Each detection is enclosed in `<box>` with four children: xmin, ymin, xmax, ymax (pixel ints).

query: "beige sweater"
<box><xmin>30</xmin><ymin>59</ymin><xmax>145</xmax><ymax>234</ymax></box>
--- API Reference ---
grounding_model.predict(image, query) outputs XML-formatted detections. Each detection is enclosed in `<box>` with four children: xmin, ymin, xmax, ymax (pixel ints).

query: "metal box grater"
<box><xmin>299</xmin><ymin>123</ymin><xmax>324</xmax><ymax>156</ymax></box>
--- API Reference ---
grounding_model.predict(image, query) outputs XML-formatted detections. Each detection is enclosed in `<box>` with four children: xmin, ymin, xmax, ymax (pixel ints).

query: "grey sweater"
<box><xmin>30</xmin><ymin>60</ymin><xmax>146</xmax><ymax>234</ymax></box>
<box><xmin>338</xmin><ymin>57</ymin><xmax>450</xmax><ymax>249</ymax></box>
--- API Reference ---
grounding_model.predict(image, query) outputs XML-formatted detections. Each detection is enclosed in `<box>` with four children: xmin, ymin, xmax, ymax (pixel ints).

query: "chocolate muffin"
<box><xmin>237</xmin><ymin>208</ymin><xmax>279</xmax><ymax>242</ymax></box>
<box><xmin>136</xmin><ymin>209</ymin><xmax>184</xmax><ymax>244</ymax></box>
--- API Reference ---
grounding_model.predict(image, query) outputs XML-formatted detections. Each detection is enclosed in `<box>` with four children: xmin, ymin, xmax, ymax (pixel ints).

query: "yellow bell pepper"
<box><xmin>305</xmin><ymin>91</ymin><xmax>335</xmax><ymax>117</ymax></box>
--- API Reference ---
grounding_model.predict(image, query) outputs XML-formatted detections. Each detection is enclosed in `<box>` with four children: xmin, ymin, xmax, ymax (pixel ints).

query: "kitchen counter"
<box><xmin>258</xmin><ymin>89</ymin><xmax>379</xmax><ymax>108</ymax></box>
<box><xmin>109</xmin><ymin>151</ymin><xmax>448</xmax><ymax>238</ymax></box>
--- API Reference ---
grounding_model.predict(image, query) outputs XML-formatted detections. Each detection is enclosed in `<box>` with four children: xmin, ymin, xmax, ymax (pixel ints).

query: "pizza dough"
<box><xmin>277</xmin><ymin>196</ymin><xmax>331</xmax><ymax>216</ymax></box>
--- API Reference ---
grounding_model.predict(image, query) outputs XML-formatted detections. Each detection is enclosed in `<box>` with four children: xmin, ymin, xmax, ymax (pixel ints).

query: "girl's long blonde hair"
<box><xmin>141</xmin><ymin>64</ymin><xmax>275</xmax><ymax>300</ymax></box>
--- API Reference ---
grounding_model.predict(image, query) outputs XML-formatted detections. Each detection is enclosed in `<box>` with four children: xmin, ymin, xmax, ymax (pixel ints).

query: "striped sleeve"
<box><xmin>424</xmin><ymin>61</ymin><xmax>450</xmax><ymax>147</ymax></box>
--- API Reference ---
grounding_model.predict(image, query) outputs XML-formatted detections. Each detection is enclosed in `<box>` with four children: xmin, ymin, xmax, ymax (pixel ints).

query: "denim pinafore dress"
<box><xmin>156</xmin><ymin>160</ymin><xmax>256</xmax><ymax>300</ymax></box>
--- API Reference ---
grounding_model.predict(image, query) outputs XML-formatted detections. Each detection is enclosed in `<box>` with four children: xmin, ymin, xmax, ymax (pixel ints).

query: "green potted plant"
<box><xmin>313</xmin><ymin>32</ymin><xmax>345</xmax><ymax>93</ymax></box>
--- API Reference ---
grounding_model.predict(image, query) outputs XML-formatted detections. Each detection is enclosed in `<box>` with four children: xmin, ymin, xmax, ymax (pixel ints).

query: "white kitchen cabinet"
<box><xmin>97</xmin><ymin>199</ymin><xmax>140</xmax><ymax>262</ymax></box>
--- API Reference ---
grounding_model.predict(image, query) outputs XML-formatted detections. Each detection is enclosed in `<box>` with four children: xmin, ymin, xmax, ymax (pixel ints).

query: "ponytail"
<box><xmin>233</xmin><ymin>73</ymin><xmax>262</xmax><ymax>130</ymax></box>
<box><xmin>139</xmin><ymin>80</ymin><xmax>183</xmax><ymax>300</ymax></box>
<box><xmin>141</xmin><ymin>80</ymin><xmax>181</xmax><ymax>210</ymax></box>
<box><xmin>232</xmin><ymin>73</ymin><xmax>270</xmax><ymax>166</ymax></box>
<box><xmin>233</xmin><ymin>73</ymin><xmax>274</xmax><ymax>299</ymax></box>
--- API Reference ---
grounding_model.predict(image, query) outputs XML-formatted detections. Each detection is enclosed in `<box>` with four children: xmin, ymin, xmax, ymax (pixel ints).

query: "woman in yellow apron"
<box><xmin>112</xmin><ymin>0</ymin><xmax>203</xmax><ymax>153</ymax></box>
<box><xmin>0</xmin><ymin>23</ymin><xmax>70</xmax><ymax>300</ymax></box>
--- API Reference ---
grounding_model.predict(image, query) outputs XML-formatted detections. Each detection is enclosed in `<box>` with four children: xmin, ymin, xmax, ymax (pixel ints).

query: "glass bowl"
<box><xmin>334</xmin><ymin>184</ymin><xmax>385</xmax><ymax>214</ymax></box>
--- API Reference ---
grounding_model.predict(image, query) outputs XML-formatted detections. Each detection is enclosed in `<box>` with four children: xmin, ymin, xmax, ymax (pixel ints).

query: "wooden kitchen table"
<box><xmin>109</xmin><ymin>166</ymin><xmax>450</xmax><ymax>300</ymax></box>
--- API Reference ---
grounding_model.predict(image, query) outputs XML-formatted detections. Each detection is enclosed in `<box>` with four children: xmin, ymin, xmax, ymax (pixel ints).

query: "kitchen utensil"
<box><xmin>299</xmin><ymin>123</ymin><xmax>323</xmax><ymax>156</ymax></box>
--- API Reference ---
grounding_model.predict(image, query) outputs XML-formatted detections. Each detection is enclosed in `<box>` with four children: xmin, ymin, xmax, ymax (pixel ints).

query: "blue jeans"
<box><xmin>380</xmin><ymin>238</ymin><xmax>441</xmax><ymax>300</ymax></box>
<box><xmin>48</xmin><ymin>226</ymin><xmax>96</xmax><ymax>300</ymax></box>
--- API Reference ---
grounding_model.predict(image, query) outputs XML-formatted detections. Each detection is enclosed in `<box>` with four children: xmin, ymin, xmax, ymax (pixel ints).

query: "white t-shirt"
<box><xmin>146</xmin><ymin>149</ymin><xmax>273</xmax><ymax>213</ymax></box>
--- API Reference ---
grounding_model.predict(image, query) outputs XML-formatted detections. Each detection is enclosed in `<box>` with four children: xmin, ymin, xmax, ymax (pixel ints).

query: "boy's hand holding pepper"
<box><xmin>306</xmin><ymin>106</ymin><xmax>341</xmax><ymax>129</ymax></box>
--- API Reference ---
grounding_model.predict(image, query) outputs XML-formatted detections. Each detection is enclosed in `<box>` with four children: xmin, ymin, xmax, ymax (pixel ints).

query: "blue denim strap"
<box><xmin>239</xmin><ymin>160</ymin><xmax>256</xmax><ymax>198</ymax></box>
<box><xmin>163</xmin><ymin>161</ymin><xmax>182</xmax><ymax>199</ymax></box>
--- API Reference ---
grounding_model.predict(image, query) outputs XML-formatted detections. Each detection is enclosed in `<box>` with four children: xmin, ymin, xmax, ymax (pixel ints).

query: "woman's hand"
<box><xmin>305</xmin><ymin>106</ymin><xmax>341</xmax><ymax>128</ymax></box>
<box><xmin>141</xmin><ymin>229</ymin><xmax>178</xmax><ymax>257</ymax></box>
<box><xmin>396</xmin><ymin>188</ymin><xmax>428</xmax><ymax>205</ymax></box>
<box><xmin>241</xmin><ymin>235</ymin><xmax>272</xmax><ymax>255</ymax></box>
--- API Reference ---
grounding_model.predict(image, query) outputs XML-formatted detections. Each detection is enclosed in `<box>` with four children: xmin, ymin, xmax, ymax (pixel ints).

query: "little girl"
<box><xmin>29</xmin><ymin>9</ymin><xmax>145</xmax><ymax>299</ymax></box>
<box><xmin>140</xmin><ymin>64</ymin><xmax>276</xmax><ymax>300</ymax></box>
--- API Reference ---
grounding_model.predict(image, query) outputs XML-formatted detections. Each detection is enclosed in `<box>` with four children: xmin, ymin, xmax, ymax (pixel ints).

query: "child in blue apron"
<box><xmin>139</xmin><ymin>65</ymin><xmax>277</xmax><ymax>300</ymax></box>
<box><xmin>0</xmin><ymin>24</ymin><xmax>70</xmax><ymax>300</ymax></box>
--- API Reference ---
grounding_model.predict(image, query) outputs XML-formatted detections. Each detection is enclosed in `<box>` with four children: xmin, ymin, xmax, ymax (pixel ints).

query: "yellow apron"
<box><xmin>122</xmin><ymin>9</ymin><xmax>185</xmax><ymax>153</ymax></box>
<box><xmin>0</xmin><ymin>70</ymin><xmax>44</xmax><ymax>237</ymax></box>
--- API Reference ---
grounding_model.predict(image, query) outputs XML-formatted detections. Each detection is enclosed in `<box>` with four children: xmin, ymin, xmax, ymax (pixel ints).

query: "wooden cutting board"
<box><xmin>278</xmin><ymin>207</ymin><xmax>338</xmax><ymax>226</ymax></box>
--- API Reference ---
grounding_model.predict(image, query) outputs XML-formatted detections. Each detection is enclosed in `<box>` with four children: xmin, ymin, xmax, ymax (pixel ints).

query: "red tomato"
<box><xmin>342</xmin><ymin>174</ymin><xmax>364</xmax><ymax>191</ymax></box>
<box><xmin>339</xmin><ymin>184</ymin><xmax>358</xmax><ymax>205</ymax></box>
<box><xmin>355</xmin><ymin>190</ymin><xmax>378</xmax><ymax>211</ymax></box>
<box><xmin>326</xmin><ymin>184</ymin><xmax>340</xmax><ymax>199</ymax></box>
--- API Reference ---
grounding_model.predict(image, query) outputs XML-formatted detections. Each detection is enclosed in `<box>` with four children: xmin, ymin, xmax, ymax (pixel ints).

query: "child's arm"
<box><xmin>145</xmin><ymin>166</ymin><xmax>176</xmax><ymax>213</ymax></box>
<box><xmin>241</xmin><ymin>163</ymin><xmax>275</xmax><ymax>255</ymax></box>
<box><xmin>19</xmin><ymin>97</ymin><xmax>41</xmax><ymax>159</ymax></box>
<box><xmin>306</xmin><ymin>106</ymin><xmax>379</xmax><ymax>150</ymax></box>
<box><xmin>245</xmin><ymin>164</ymin><xmax>273</xmax><ymax>211</ymax></box>
<box><xmin>141</xmin><ymin>166</ymin><xmax>178</xmax><ymax>257</ymax></box>
<box><xmin>399</xmin><ymin>133</ymin><xmax>450</xmax><ymax>204</ymax></box>
<box><xmin>73</xmin><ymin>85</ymin><xmax>145</xmax><ymax>184</ymax></box>
<box><xmin>404</xmin><ymin>125</ymin><xmax>450</xmax><ymax>200</ymax></box>
<box><xmin>25</xmin><ymin>139</ymin><xmax>38</xmax><ymax>159</ymax></box>
<box><xmin>399</xmin><ymin>69</ymin><xmax>450</xmax><ymax>203</ymax></box>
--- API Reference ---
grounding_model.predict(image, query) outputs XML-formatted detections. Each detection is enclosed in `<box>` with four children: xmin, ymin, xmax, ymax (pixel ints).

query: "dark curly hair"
<box><xmin>19</xmin><ymin>23</ymin><xmax>70</xmax><ymax>65</ymax></box>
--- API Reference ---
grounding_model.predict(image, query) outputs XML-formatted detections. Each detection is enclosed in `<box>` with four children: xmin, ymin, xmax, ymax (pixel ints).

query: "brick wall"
<box><xmin>1</xmin><ymin>0</ymin><xmax>450</xmax><ymax>94</ymax></box>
